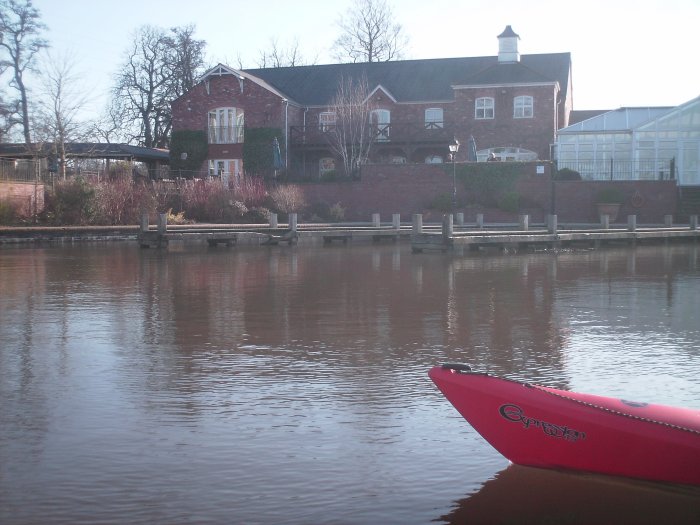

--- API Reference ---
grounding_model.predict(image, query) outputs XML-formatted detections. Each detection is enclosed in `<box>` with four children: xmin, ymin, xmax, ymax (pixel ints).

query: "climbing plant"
<box><xmin>447</xmin><ymin>163</ymin><xmax>521</xmax><ymax>207</ymax></box>
<box><xmin>242</xmin><ymin>128</ymin><xmax>284</xmax><ymax>178</ymax></box>
<box><xmin>169</xmin><ymin>130</ymin><xmax>209</xmax><ymax>176</ymax></box>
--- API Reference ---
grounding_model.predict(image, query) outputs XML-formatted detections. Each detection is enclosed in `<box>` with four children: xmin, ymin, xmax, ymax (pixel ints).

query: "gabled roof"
<box><xmin>559</xmin><ymin>107</ymin><xmax>675</xmax><ymax>133</ymax></box>
<box><xmin>198</xmin><ymin>63</ymin><xmax>293</xmax><ymax>103</ymax></box>
<box><xmin>241</xmin><ymin>52</ymin><xmax>571</xmax><ymax>106</ymax></box>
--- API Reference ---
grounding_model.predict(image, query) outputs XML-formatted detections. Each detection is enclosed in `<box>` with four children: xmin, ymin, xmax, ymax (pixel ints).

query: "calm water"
<box><xmin>1</xmin><ymin>241</ymin><xmax>699</xmax><ymax>524</ymax></box>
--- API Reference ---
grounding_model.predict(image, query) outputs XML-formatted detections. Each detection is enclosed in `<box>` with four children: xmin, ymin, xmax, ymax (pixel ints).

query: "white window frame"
<box><xmin>208</xmin><ymin>159</ymin><xmax>242</xmax><ymax>186</ymax></box>
<box><xmin>424</xmin><ymin>108</ymin><xmax>444</xmax><ymax>129</ymax></box>
<box><xmin>475</xmin><ymin>97</ymin><xmax>494</xmax><ymax>119</ymax></box>
<box><xmin>319</xmin><ymin>157</ymin><xmax>335</xmax><ymax>176</ymax></box>
<box><xmin>370</xmin><ymin>109</ymin><xmax>391</xmax><ymax>141</ymax></box>
<box><xmin>208</xmin><ymin>107</ymin><xmax>244</xmax><ymax>144</ymax></box>
<box><xmin>514</xmin><ymin>96</ymin><xmax>533</xmax><ymax>119</ymax></box>
<box><xmin>319</xmin><ymin>111</ymin><xmax>336</xmax><ymax>132</ymax></box>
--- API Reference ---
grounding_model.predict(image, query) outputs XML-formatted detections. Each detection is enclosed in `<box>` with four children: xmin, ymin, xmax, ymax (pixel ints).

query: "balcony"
<box><xmin>289</xmin><ymin>122</ymin><xmax>453</xmax><ymax>147</ymax></box>
<box><xmin>208</xmin><ymin>126</ymin><xmax>244</xmax><ymax>144</ymax></box>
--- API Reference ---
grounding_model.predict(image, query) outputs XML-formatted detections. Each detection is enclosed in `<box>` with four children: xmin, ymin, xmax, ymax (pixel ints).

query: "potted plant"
<box><xmin>596</xmin><ymin>187</ymin><xmax>624</xmax><ymax>222</ymax></box>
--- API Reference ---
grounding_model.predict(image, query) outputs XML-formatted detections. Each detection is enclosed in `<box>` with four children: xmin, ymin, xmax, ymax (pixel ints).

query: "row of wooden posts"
<box><xmin>142</xmin><ymin>211</ymin><xmax>699</xmax><ymax>235</ymax></box>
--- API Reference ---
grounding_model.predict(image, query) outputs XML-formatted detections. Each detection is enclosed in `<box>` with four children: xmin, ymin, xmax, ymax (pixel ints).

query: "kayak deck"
<box><xmin>429</xmin><ymin>364</ymin><xmax>700</xmax><ymax>485</ymax></box>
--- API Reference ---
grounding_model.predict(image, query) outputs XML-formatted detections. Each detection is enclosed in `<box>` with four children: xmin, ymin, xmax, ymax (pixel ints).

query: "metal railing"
<box><xmin>208</xmin><ymin>126</ymin><xmax>244</xmax><ymax>144</ymax></box>
<box><xmin>556</xmin><ymin>159</ymin><xmax>676</xmax><ymax>181</ymax></box>
<box><xmin>289</xmin><ymin>122</ymin><xmax>452</xmax><ymax>146</ymax></box>
<box><xmin>0</xmin><ymin>158</ymin><xmax>52</xmax><ymax>183</ymax></box>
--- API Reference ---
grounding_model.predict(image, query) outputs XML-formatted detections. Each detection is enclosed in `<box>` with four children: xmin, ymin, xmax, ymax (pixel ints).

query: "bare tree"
<box><xmin>168</xmin><ymin>25</ymin><xmax>206</xmax><ymax>97</ymax></box>
<box><xmin>327</xmin><ymin>75</ymin><xmax>375</xmax><ymax>177</ymax></box>
<box><xmin>112</xmin><ymin>24</ymin><xmax>205</xmax><ymax>148</ymax></box>
<box><xmin>0</xmin><ymin>0</ymin><xmax>48</xmax><ymax>144</ymax></box>
<box><xmin>333</xmin><ymin>0</ymin><xmax>407</xmax><ymax>63</ymax></box>
<box><xmin>256</xmin><ymin>37</ymin><xmax>317</xmax><ymax>68</ymax></box>
<box><xmin>34</xmin><ymin>52</ymin><xmax>89</xmax><ymax>178</ymax></box>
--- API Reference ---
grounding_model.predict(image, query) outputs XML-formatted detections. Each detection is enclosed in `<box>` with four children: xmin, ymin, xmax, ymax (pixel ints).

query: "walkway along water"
<box><xmin>1</xmin><ymin>212</ymin><xmax>698</xmax><ymax>251</ymax></box>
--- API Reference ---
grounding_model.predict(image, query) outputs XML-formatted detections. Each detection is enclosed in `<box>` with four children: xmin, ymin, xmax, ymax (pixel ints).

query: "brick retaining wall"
<box><xmin>292</xmin><ymin>163</ymin><xmax>678</xmax><ymax>223</ymax></box>
<box><xmin>0</xmin><ymin>181</ymin><xmax>45</xmax><ymax>217</ymax></box>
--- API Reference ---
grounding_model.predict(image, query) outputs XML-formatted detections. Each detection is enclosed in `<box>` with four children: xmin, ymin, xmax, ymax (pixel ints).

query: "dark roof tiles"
<box><xmin>243</xmin><ymin>53</ymin><xmax>571</xmax><ymax>106</ymax></box>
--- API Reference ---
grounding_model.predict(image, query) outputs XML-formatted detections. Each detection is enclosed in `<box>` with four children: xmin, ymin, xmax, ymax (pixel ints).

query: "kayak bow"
<box><xmin>429</xmin><ymin>364</ymin><xmax>700</xmax><ymax>485</ymax></box>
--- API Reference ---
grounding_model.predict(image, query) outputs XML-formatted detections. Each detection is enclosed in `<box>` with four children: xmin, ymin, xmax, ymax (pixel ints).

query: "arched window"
<box><xmin>514</xmin><ymin>96</ymin><xmax>533</xmax><ymax>119</ymax></box>
<box><xmin>208</xmin><ymin>107</ymin><xmax>244</xmax><ymax>143</ymax></box>
<box><xmin>475</xmin><ymin>97</ymin><xmax>494</xmax><ymax>119</ymax></box>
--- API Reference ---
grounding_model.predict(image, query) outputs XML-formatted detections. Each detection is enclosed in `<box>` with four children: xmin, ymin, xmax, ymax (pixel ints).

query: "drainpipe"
<box><xmin>303</xmin><ymin>107</ymin><xmax>308</xmax><ymax>178</ymax></box>
<box><xmin>283</xmin><ymin>98</ymin><xmax>289</xmax><ymax>168</ymax></box>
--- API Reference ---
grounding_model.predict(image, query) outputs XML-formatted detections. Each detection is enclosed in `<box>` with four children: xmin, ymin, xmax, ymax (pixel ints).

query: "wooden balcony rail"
<box><xmin>289</xmin><ymin>122</ymin><xmax>453</xmax><ymax>146</ymax></box>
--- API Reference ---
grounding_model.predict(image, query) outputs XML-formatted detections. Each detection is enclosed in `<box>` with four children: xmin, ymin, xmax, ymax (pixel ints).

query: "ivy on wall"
<box><xmin>169</xmin><ymin>130</ymin><xmax>209</xmax><ymax>176</ymax></box>
<box><xmin>242</xmin><ymin>128</ymin><xmax>284</xmax><ymax>178</ymax></box>
<box><xmin>447</xmin><ymin>163</ymin><xmax>521</xmax><ymax>207</ymax></box>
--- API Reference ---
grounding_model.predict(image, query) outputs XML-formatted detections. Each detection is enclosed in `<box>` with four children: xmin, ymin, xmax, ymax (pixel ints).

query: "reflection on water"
<box><xmin>0</xmin><ymin>243</ymin><xmax>699</xmax><ymax>524</ymax></box>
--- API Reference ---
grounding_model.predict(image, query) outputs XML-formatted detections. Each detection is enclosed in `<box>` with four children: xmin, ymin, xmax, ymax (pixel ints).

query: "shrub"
<box><xmin>554</xmin><ymin>168</ymin><xmax>581</xmax><ymax>180</ymax></box>
<box><xmin>0</xmin><ymin>199</ymin><xmax>22</xmax><ymax>225</ymax></box>
<box><xmin>268</xmin><ymin>184</ymin><xmax>306</xmax><ymax>215</ymax></box>
<box><xmin>234</xmin><ymin>177</ymin><xmax>268</xmax><ymax>208</ymax></box>
<box><xmin>328</xmin><ymin>202</ymin><xmax>346</xmax><ymax>222</ymax></box>
<box><xmin>50</xmin><ymin>176</ymin><xmax>96</xmax><ymax>225</ymax></box>
<box><xmin>166</xmin><ymin>209</ymin><xmax>189</xmax><ymax>225</ymax></box>
<box><xmin>94</xmin><ymin>178</ymin><xmax>155</xmax><ymax>225</ymax></box>
<box><xmin>244</xmin><ymin>206</ymin><xmax>271</xmax><ymax>223</ymax></box>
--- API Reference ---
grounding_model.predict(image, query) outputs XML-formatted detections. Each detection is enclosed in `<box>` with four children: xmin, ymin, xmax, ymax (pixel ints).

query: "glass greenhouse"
<box><xmin>555</xmin><ymin>96</ymin><xmax>700</xmax><ymax>185</ymax></box>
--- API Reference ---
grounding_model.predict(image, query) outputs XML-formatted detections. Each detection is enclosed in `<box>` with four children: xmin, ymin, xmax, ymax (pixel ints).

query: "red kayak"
<box><xmin>429</xmin><ymin>364</ymin><xmax>700</xmax><ymax>485</ymax></box>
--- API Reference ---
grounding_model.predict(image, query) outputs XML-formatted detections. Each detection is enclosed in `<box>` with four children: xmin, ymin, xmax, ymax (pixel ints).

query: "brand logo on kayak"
<box><xmin>499</xmin><ymin>404</ymin><xmax>586</xmax><ymax>442</ymax></box>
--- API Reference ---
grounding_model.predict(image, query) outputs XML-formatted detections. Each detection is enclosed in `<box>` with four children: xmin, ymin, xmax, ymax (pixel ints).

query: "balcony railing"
<box><xmin>208</xmin><ymin>126</ymin><xmax>244</xmax><ymax>144</ymax></box>
<box><xmin>289</xmin><ymin>122</ymin><xmax>453</xmax><ymax>146</ymax></box>
<box><xmin>556</xmin><ymin>159</ymin><xmax>677</xmax><ymax>181</ymax></box>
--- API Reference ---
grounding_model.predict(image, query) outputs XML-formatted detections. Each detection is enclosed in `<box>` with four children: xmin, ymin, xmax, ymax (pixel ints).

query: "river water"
<box><xmin>1</xmin><ymin>242</ymin><xmax>699</xmax><ymax>524</ymax></box>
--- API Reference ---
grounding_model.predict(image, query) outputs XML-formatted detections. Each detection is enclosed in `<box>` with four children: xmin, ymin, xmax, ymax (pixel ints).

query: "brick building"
<box><xmin>171</xmin><ymin>26</ymin><xmax>573</xmax><ymax>181</ymax></box>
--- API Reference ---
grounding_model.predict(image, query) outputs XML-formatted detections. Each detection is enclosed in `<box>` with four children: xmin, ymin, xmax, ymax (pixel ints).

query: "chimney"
<box><xmin>497</xmin><ymin>25</ymin><xmax>520</xmax><ymax>63</ymax></box>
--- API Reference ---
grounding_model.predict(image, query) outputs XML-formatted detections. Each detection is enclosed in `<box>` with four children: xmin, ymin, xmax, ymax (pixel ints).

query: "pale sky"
<box><xmin>27</xmin><ymin>0</ymin><xmax>700</xmax><ymax>119</ymax></box>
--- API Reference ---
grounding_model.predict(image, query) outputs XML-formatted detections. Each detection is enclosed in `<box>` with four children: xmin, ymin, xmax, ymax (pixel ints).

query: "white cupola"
<box><xmin>497</xmin><ymin>25</ymin><xmax>520</xmax><ymax>63</ymax></box>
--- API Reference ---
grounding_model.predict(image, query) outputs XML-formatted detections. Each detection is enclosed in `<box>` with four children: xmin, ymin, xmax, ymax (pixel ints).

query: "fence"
<box><xmin>556</xmin><ymin>159</ymin><xmax>676</xmax><ymax>181</ymax></box>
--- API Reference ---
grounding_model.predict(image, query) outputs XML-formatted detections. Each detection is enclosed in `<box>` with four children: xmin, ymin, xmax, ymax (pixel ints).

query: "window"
<box><xmin>424</xmin><ymin>108</ymin><xmax>443</xmax><ymax>129</ymax></box>
<box><xmin>475</xmin><ymin>98</ymin><xmax>494</xmax><ymax>119</ymax></box>
<box><xmin>208</xmin><ymin>159</ymin><xmax>242</xmax><ymax>186</ymax></box>
<box><xmin>208</xmin><ymin>107</ymin><xmax>244</xmax><ymax>144</ymax></box>
<box><xmin>319</xmin><ymin>157</ymin><xmax>335</xmax><ymax>176</ymax></box>
<box><xmin>425</xmin><ymin>155</ymin><xmax>443</xmax><ymax>164</ymax></box>
<box><xmin>370</xmin><ymin>109</ymin><xmax>391</xmax><ymax>141</ymax></box>
<box><xmin>514</xmin><ymin>96</ymin><xmax>533</xmax><ymax>119</ymax></box>
<box><xmin>319</xmin><ymin>112</ymin><xmax>336</xmax><ymax>132</ymax></box>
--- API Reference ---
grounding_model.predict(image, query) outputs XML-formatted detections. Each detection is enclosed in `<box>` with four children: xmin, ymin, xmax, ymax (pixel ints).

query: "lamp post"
<box><xmin>449</xmin><ymin>138</ymin><xmax>460</xmax><ymax>210</ymax></box>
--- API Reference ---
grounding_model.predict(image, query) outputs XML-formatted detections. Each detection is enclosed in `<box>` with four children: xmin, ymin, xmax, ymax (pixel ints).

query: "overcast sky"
<box><xmin>28</xmin><ymin>0</ymin><xmax>700</xmax><ymax>118</ymax></box>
